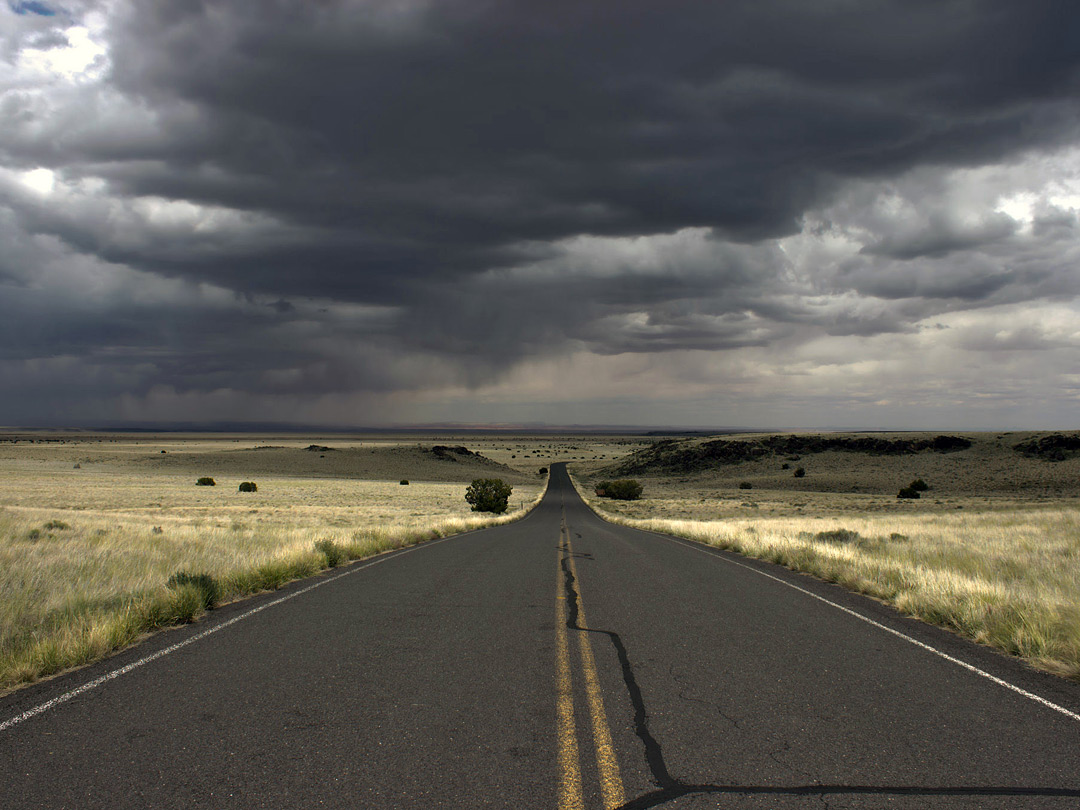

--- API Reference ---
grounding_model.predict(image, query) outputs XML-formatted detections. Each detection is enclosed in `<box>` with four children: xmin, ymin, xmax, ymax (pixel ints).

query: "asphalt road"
<box><xmin>3</xmin><ymin>463</ymin><xmax>1080</xmax><ymax>808</ymax></box>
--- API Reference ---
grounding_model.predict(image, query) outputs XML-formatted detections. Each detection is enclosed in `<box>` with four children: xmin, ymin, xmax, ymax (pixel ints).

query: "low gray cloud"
<box><xmin>860</xmin><ymin>212</ymin><xmax>1018</xmax><ymax>260</ymax></box>
<box><xmin>2</xmin><ymin>0</ymin><xmax>1080</xmax><ymax>426</ymax></box>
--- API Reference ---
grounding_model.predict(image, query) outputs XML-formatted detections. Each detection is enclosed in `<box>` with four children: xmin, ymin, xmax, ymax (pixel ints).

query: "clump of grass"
<box><xmin>808</xmin><ymin>528</ymin><xmax>861</xmax><ymax>544</ymax></box>
<box><xmin>166</xmin><ymin>572</ymin><xmax>220</xmax><ymax>611</ymax></box>
<box><xmin>168</xmin><ymin>583</ymin><xmax>209</xmax><ymax>622</ymax></box>
<box><xmin>43</xmin><ymin>520</ymin><xmax>69</xmax><ymax>530</ymax></box>
<box><xmin>314</xmin><ymin>538</ymin><xmax>345</xmax><ymax>567</ymax></box>
<box><xmin>224</xmin><ymin>555</ymin><xmax>323</xmax><ymax>595</ymax></box>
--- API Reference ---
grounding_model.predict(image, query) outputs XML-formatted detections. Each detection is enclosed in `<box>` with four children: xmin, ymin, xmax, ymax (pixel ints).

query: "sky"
<box><xmin>2</xmin><ymin>0</ymin><xmax>1080</xmax><ymax>430</ymax></box>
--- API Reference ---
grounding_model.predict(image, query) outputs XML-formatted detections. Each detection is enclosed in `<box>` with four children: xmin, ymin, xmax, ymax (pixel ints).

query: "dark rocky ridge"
<box><xmin>1013</xmin><ymin>433</ymin><xmax>1080</xmax><ymax>462</ymax></box>
<box><xmin>429</xmin><ymin>445</ymin><xmax>478</xmax><ymax>461</ymax></box>
<box><xmin>607</xmin><ymin>434</ymin><xmax>972</xmax><ymax>476</ymax></box>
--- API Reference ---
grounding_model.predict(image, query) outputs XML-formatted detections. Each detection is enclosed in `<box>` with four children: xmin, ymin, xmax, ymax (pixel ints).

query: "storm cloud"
<box><xmin>2</xmin><ymin>0</ymin><xmax>1080</xmax><ymax>427</ymax></box>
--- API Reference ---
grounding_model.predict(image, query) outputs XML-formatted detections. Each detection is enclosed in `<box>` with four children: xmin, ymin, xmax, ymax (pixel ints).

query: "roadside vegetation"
<box><xmin>571</xmin><ymin>473</ymin><xmax>1080</xmax><ymax>681</ymax></box>
<box><xmin>464</xmin><ymin>478</ymin><xmax>513</xmax><ymax>513</ymax></box>
<box><xmin>594</xmin><ymin>479</ymin><xmax>644</xmax><ymax>500</ymax></box>
<box><xmin>0</xmin><ymin>474</ymin><xmax>546</xmax><ymax>694</ymax></box>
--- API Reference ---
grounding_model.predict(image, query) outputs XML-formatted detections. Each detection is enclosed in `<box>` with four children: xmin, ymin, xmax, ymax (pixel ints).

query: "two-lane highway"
<box><xmin>3</xmin><ymin>464</ymin><xmax>1080</xmax><ymax>808</ymax></box>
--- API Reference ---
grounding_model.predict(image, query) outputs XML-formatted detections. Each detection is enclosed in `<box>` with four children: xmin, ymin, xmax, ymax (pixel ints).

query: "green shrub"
<box><xmin>238</xmin><ymin>481</ymin><xmax>257</xmax><ymax>492</ymax></box>
<box><xmin>400</xmin><ymin>479</ymin><xmax>409</xmax><ymax>485</ymax></box>
<box><xmin>909</xmin><ymin>478</ymin><xmax>929</xmax><ymax>492</ymax></box>
<box><xmin>898</xmin><ymin>486</ymin><xmax>921</xmax><ymax>499</ymax></box>
<box><xmin>595</xmin><ymin>479</ymin><xmax>644</xmax><ymax>500</ymax></box>
<box><xmin>314</xmin><ymin>539</ymin><xmax>345</xmax><ymax>567</ymax></box>
<box><xmin>465</xmin><ymin>478</ymin><xmax>513</xmax><ymax>513</ymax></box>
<box><xmin>196</xmin><ymin>477</ymin><xmax>216</xmax><ymax>486</ymax></box>
<box><xmin>793</xmin><ymin>467</ymin><xmax>806</xmax><ymax>478</ymax></box>
<box><xmin>738</xmin><ymin>481</ymin><xmax>752</xmax><ymax>490</ymax></box>
<box><xmin>43</xmin><ymin>520</ymin><xmax>69</xmax><ymax>530</ymax></box>
<box><xmin>166</xmin><ymin>571</ymin><xmax>219</xmax><ymax>610</ymax></box>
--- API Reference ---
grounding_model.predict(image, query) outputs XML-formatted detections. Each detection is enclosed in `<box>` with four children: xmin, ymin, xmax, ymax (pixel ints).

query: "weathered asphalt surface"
<box><xmin>2</xmin><ymin>463</ymin><xmax>1080</xmax><ymax>808</ymax></box>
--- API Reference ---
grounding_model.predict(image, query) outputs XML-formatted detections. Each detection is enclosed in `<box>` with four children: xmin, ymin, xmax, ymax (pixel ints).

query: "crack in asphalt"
<box><xmin>560</xmin><ymin>537</ymin><xmax>702</xmax><ymax>805</ymax></box>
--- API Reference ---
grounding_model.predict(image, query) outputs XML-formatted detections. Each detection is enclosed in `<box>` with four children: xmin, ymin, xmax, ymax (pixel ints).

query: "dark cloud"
<box><xmin>2</xmin><ymin>0</ymin><xmax>1080</xmax><ymax>425</ymax></box>
<box><xmin>50</xmin><ymin>0</ymin><xmax>1075</xmax><ymax>289</ymax></box>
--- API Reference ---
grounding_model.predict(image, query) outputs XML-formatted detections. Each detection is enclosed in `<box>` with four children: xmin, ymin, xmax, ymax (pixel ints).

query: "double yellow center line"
<box><xmin>556</xmin><ymin>516</ymin><xmax>626</xmax><ymax>810</ymax></box>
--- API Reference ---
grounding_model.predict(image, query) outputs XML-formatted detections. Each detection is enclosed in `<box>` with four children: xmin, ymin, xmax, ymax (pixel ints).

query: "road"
<box><xmin>2</xmin><ymin>463</ymin><xmax>1080</xmax><ymax>808</ymax></box>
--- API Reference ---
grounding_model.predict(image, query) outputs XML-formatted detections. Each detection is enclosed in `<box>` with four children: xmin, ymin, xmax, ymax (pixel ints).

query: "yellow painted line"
<box><xmin>565</xmin><ymin>533</ymin><xmax>627</xmax><ymax>810</ymax></box>
<box><xmin>556</xmin><ymin>525</ymin><xmax>584</xmax><ymax>810</ymax></box>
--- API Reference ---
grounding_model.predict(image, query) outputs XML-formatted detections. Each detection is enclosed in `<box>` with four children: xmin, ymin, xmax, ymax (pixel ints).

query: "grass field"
<box><xmin>0</xmin><ymin>439</ymin><xmax>545</xmax><ymax>694</ymax></box>
<box><xmin>571</xmin><ymin>473</ymin><xmax>1080</xmax><ymax>681</ymax></box>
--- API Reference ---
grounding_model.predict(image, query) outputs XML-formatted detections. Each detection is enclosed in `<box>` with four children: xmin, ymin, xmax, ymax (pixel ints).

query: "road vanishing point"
<box><xmin>3</xmin><ymin>463</ymin><xmax>1080</xmax><ymax>808</ymax></box>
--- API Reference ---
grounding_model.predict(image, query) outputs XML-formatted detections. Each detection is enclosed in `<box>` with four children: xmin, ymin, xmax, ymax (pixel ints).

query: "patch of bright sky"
<box><xmin>993</xmin><ymin>148</ymin><xmax>1080</xmax><ymax>229</ymax></box>
<box><xmin>17</xmin><ymin>166</ymin><xmax>54</xmax><ymax>193</ymax></box>
<box><xmin>14</xmin><ymin>10</ymin><xmax>109</xmax><ymax>83</ymax></box>
<box><xmin>994</xmin><ymin>191</ymin><xmax>1039</xmax><ymax>230</ymax></box>
<box><xmin>130</xmin><ymin>196</ymin><xmax>266</xmax><ymax>235</ymax></box>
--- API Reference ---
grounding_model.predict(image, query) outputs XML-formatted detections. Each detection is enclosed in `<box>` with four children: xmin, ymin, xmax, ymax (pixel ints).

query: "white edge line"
<box><xmin>0</xmin><ymin>532</ymin><xmax>461</xmax><ymax>734</ymax></box>
<box><xmin>651</xmin><ymin>528</ymin><xmax>1080</xmax><ymax>724</ymax></box>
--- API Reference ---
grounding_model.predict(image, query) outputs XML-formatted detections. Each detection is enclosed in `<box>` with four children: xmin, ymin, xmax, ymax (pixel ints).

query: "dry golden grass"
<box><xmin>571</xmin><ymin>473</ymin><xmax>1080</xmax><ymax>681</ymax></box>
<box><xmin>0</xmin><ymin>447</ymin><xmax>544</xmax><ymax>694</ymax></box>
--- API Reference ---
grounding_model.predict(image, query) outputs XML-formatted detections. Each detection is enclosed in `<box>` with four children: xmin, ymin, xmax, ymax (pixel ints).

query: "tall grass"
<box><xmin>570</xmin><ymin>475</ymin><xmax>1080</xmax><ymax>681</ymax></box>
<box><xmin>0</xmin><ymin>479</ymin><xmax>546</xmax><ymax>694</ymax></box>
